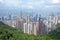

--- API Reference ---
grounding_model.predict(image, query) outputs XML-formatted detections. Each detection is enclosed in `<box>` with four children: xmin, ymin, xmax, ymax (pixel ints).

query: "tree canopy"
<box><xmin>0</xmin><ymin>21</ymin><xmax>60</xmax><ymax>40</ymax></box>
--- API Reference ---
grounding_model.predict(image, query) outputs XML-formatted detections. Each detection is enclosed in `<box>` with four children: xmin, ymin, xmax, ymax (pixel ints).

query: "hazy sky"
<box><xmin>0</xmin><ymin>0</ymin><xmax>60</xmax><ymax>9</ymax></box>
<box><xmin>0</xmin><ymin>0</ymin><xmax>60</xmax><ymax>16</ymax></box>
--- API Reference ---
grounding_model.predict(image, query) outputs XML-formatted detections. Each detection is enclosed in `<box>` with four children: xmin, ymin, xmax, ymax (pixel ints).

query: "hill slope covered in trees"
<box><xmin>0</xmin><ymin>21</ymin><xmax>60</xmax><ymax>40</ymax></box>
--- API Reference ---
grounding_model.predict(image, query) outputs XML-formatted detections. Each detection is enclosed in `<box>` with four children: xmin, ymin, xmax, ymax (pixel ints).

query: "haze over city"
<box><xmin>0</xmin><ymin>0</ymin><xmax>60</xmax><ymax>40</ymax></box>
<box><xmin>0</xmin><ymin>0</ymin><xmax>60</xmax><ymax>17</ymax></box>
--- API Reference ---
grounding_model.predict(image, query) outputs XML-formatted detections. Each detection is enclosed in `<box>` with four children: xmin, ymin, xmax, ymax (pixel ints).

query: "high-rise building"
<box><xmin>46</xmin><ymin>16</ymin><xmax>57</xmax><ymax>33</ymax></box>
<box><xmin>23</xmin><ymin>15</ymin><xmax>39</xmax><ymax>34</ymax></box>
<box><xmin>8</xmin><ymin>14</ymin><xmax>12</xmax><ymax>20</ymax></box>
<box><xmin>38</xmin><ymin>15</ymin><xmax>47</xmax><ymax>35</ymax></box>
<box><xmin>24</xmin><ymin>21</ymin><xmax>39</xmax><ymax>35</ymax></box>
<box><xmin>0</xmin><ymin>17</ymin><xmax>1</xmax><ymax>21</ymax></box>
<box><xmin>18</xmin><ymin>18</ymin><xmax>26</xmax><ymax>30</ymax></box>
<box><xmin>44</xmin><ymin>20</ymin><xmax>49</xmax><ymax>34</ymax></box>
<box><xmin>11</xmin><ymin>20</ymin><xmax>16</xmax><ymax>27</ymax></box>
<box><xmin>16</xmin><ymin>16</ymin><xmax>26</xmax><ymax>31</ymax></box>
<box><xmin>1</xmin><ymin>17</ymin><xmax>5</xmax><ymax>21</ymax></box>
<box><xmin>24</xmin><ymin>22</ymin><xmax>33</xmax><ymax>34</ymax></box>
<box><xmin>50</xmin><ymin>16</ymin><xmax>58</xmax><ymax>31</ymax></box>
<box><xmin>16</xmin><ymin>17</ymin><xmax>20</xmax><ymax>28</ymax></box>
<box><xmin>38</xmin><ymin>21</ymin><xmax>47</xmax><ymax>35</ymax></box>
<box><xmin>32</xmin><ymin>22</ymin><xmax>39</xmax><ymax>35</ymax></box>
<box><xmin>33</xmin><ymin>14</ymin><xmax>38</xmax><ymax>22</ymax></box>
<box><xmin>53</xmin><ymin>16</ymin><xmax>58</xmax><ymax>25</ymax></box>
<box><xmin>24</xmin><ymin>23</ymin><xmax>28</xmax><ymax>33</ymax></box>
<box><xmin>46</xmin><ymin>16</ymin><xmax>52</xmax><ymax>32</ymax></box>
<box><xmin>6</xmin><ymin>20</ymin><xmax>12</xmax><ymax>26</ymax></box>
<box><xmin>58</xmin><ymin>20</ymin><xmax>60</xmax><ymax>23</ymax></box>
<box><xmin>23</xmin><ymin>16</ymin><xmax>32</xmax><ymax>34</ymax></box>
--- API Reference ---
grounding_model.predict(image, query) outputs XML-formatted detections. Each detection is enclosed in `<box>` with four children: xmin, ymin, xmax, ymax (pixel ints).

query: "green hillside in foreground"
<box><xmin>0</xmin><ymin>21</ymin><xmax>60</xmax><ymax>40</ymax></box>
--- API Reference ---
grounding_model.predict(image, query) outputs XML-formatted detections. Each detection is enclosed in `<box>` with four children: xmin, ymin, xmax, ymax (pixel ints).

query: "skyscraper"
<box><xmin>53</xmin><ymin>16</ymin><xmax>58</xmax><ymax>25</ymax></box>
<box><xmin>1</xmin><ymin>17</ymin><xmax>5</xmax><ymax>21</ymax></box>
<box><xmin>38</xmin><ymin>15</ymin><xmax>47</xmax><ymax>35</ymax></box>
<box><xmin>16</xmin><ymin>17</ymin><xmax>20</xmax><ymax>28</ymax></box>
<box><xmin>18</xmin><ymin>18</ymin><xmax>26</xmax><ymax>30</ymax></box>
<box><xmin>24</xmin><ymin>22</ymin><xmax>33</xmax><ymax>34</ymax></box>
<box><xmin>23</xmin><ymin>16</ymin><xmax>32</xmax><ymax>34</ymax></box>
<box><xmin>0</xmin><ymin>17</ymin><xmax>1</xmax><ymax>21</ymax></box>
<box><xmin>8</xmin><ymin>14</ymin><xmax>12</xmax><ymax>20</ymax></box>
<box><xmin>46</xmin><ymin>16</ymin><xmax>56</xmax><ymax>33</ymax></box>
<box><xmin>32</xmin><ymin>22</ymin><xmax>39</xmax><ymax>35</ymax></box>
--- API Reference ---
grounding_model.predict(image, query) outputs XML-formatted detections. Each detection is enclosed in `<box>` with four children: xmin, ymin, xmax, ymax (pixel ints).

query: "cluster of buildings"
<box><xmin>0</xmin><ymin>14</ymin><xmax>59</xmax><ymax>35</ymax></box>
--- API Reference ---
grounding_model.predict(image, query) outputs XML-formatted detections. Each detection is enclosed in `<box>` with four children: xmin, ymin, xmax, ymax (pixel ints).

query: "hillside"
<box><xmin>0</xmin><ymin>21</ymin><xmax>60</xmax><ymax>40</ymax></box>
<box><xmin>49</xmin><ymin>23</ymin><xmax>60</xmax><ymax>40</ymax></box>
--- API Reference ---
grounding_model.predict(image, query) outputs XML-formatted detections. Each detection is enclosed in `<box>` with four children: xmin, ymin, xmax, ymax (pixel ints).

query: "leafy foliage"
<box><xmin>0</xmin><ymin>21</ymin><xmax>60</xmax><ymax>40</ymax></box>
<box><xmin>49</xmin><ymin>23</ymin><xmax>60</xmax><ymax>40</ymax></box>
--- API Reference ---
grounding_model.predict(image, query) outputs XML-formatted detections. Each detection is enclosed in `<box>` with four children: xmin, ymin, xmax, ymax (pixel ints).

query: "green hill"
<box><xmin>0</xmin><ymin>21</ymin><xmax>23</xmax><ymax>40</ymax></box>
<box><xmin>0</xmin><ymin>21</ymin><xmax>60</xmax><ymax>40</ymax></box>
<box><xmin>49</xmin><ymin>23</ymin><xmax>60</xmax><ymax>40</ymax></box>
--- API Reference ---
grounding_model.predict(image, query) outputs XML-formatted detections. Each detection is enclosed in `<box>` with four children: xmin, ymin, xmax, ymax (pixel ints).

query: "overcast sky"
<box><xmin>0</xmin><ymin>0</ymin><xmax>60</xmax><ymax>16</ymax></box>
<box><xmin>0</xmin><ymin>0</ymin><xmax>60</xmax><ymax>9</ymax></box>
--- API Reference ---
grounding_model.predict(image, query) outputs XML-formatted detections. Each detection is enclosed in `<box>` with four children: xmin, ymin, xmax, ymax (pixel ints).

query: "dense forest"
<box><xmin>0</xmin><ymin>21</ymin><xmax>60</xmax><ymax>40</ymax></box>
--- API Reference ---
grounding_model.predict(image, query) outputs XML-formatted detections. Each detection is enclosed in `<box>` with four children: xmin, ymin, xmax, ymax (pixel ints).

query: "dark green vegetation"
<box><xmin>49</xmin><ymin>23</ymin><xmax>60</xmax><ymax>40</ymax></box>
<box><xmin>0</xmin><ymin>21</ymin><xmax>60</xmax><ymax>40</ymax></box>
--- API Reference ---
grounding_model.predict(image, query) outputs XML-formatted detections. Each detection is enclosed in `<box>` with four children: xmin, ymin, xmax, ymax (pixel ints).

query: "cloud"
<box><xmin>52</xmin><ymin>0</ymin><xmax>59</xmax><ymax>3</ymax></box>
<box><xmin>21</xmin><ymin>4</ymin><xmax>33</xmax><ymax>9</ymax></box>
<box><xmin>2</xmin><ymin>0</ymin><xmax>21</xmax><ymax>8</ymax></box>
<box><xmin>0</xmin><ymin>0</ymin><xmax>60</xmax><ymax>9</ymax></box>
<box><xmin>0</xmin><ymin>0</ymin><xmax>4</xmax><ymax>3</ymax></box>
<box><xmin>44</xmin><ymin>5</ymin><xmax>54</xmax><ymax>8</ymax></box>
<box><xmin>0</xmin><ymin>0</ymin><xmax>3</xmax><ymax>2</ymax></box>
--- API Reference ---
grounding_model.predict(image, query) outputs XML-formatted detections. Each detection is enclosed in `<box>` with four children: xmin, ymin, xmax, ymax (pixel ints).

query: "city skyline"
<box><xmin>0</xmin><ymin>13</ymin><xmax>58</xmax><ymax>35</ymax></box>
<box><xmin>0</xmin><ymin>0</ymin><xmax>60</xmax><ymax>40</ymax></box>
